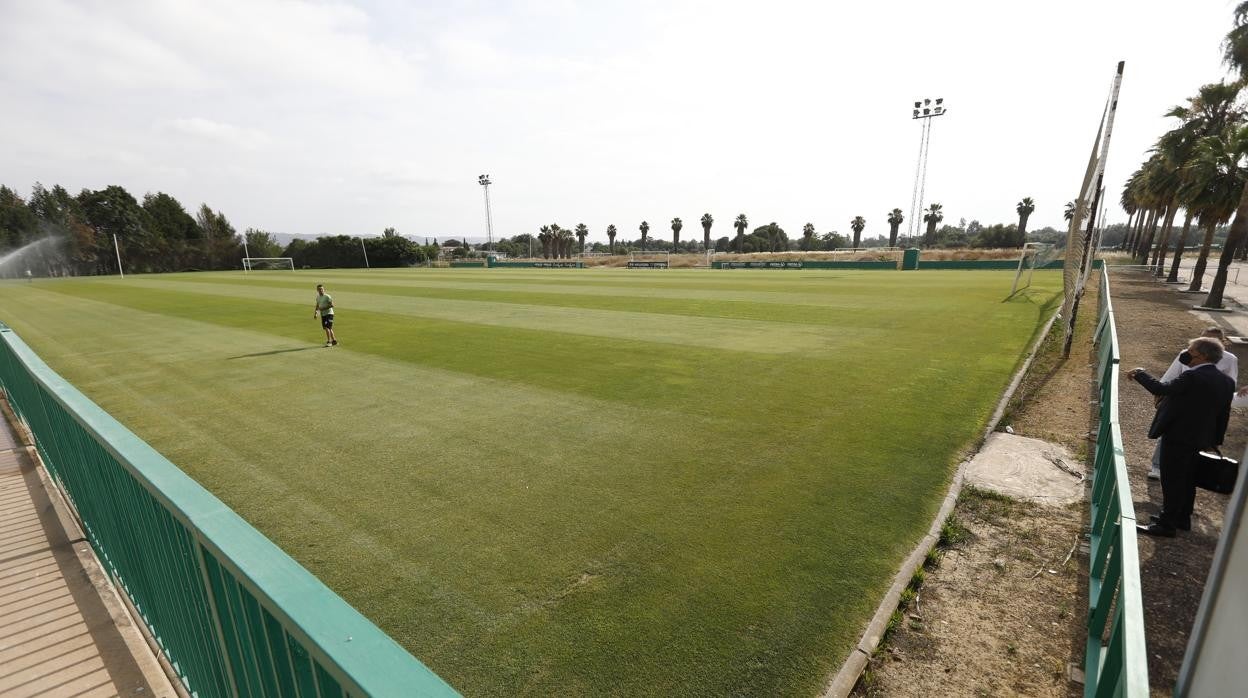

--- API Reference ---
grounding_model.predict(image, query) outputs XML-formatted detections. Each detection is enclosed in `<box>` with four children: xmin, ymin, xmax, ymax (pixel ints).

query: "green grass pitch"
<box><xmin>0</xmin><ymin>268</ymin><xmax>1060</xmax><ymax>696</ymax></box>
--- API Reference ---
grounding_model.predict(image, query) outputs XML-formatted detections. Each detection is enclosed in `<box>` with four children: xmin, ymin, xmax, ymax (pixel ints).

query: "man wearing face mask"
<box><xmin>1147</xmin><ymin>327</ymin><xmax>1239</xmax><ymax>479</ymax></box>
<box><xmin>1127</xmin><ymin>336</ymin><xmax>1235</xmax><ymax>538</ymax></box>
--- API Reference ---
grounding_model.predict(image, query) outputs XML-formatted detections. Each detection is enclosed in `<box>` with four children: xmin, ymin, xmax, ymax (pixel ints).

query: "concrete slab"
<box><xmin>963</xmin><ymin>432</ymin><xmax>1086</xmax><ymax>506</ymax></box>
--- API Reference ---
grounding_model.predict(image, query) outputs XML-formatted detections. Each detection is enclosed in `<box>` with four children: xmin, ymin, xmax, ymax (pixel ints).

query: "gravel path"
<box><xmin>1106</xmin><ymin>268</ymin><xmax>1247</xmax><ymax>697</ymax></box>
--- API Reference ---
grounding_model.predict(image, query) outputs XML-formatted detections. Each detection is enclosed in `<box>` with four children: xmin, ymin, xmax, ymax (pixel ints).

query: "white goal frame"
<box><xmin>243</xmin><ymin>257</ymin><xmax>295</xmax><ymax>272</ymax></box>
<box><xmin>1010</xmin><ymin>243</ymin><xmax>1055</xmax><ymax>295</ymax></box>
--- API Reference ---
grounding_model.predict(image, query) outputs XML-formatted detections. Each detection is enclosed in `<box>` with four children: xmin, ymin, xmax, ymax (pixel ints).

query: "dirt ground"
<box><xmin>856</xmin><ymin>270</ymin><xmax>1245</xmax><ymax>697</ymax></box>
<box><xmin>1105</xmin><ymin>270</ymin><xmax>1245</xmax><ymax>697</ymax></box>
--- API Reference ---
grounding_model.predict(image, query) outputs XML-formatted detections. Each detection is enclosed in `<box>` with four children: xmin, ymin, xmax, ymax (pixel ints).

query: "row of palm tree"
<box><xmin>1118</xmin><ymin>4</ymin><xmax>1248</xmax><ymax>308</ymax></box>
<box><xmin>533</xmin><ymin>205</ymin><xmax>959</xmax><ymax>259</ymax></box>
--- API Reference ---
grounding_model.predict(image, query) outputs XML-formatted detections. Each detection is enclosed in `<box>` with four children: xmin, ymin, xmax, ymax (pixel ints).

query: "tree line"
<box><xmin>1119</xmin><ymin>2</ymin><xmax>1248</xmax><ymax>308</ymax></box>
<box><xmin>0</xmin><ymin>183</ymin><xmax>441</xmax><ymax>276</ymax></box>
<box><xmin>487</xmin><ymin>206</ymin><xmax>1058</xmax><ymax>260</ymax></box>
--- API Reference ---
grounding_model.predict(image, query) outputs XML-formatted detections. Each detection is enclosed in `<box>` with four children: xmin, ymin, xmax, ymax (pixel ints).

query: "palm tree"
<box><xmin>1184</xmin><ymin>126</ymin><xmax>1248</xmax><ymax>291</ymax></box>
<box><xmin>557</xmin><ymin>227</ymin><xmax>574</xmax><ymax>258</ymax></box>
<box><xmin>734</xmin><ymin>214</ymin><xmax>748</xmax><ymax>253</ymax></box>
<box><xmin>1128</xmin><ymin>157</ymin><xmax>1166</xmax><ymax>262</ymax></box>
<box><xmin>922</xmin><ymin>203</ymin><xmax>943</xmax><ymax>247</ymax></box>
<box><xmin>850</xmin><ymin>216</ymin><xmax>866</xmax><ymax>249</ymax></box>
<box><xmin>575</xmin><ymin>223</ymin><xmax>589</xmax><ymax>255</ymax></box>
<box><xmin>671</xmin><ymin>217</ymin><xmax>683</xmax><ymax>249</ymax></box>
<box><xmin>639</xmin><ymin>221</ymin><xmax>650</xmax><ymax>251</ymax></box>
<box><xmin>539</xmin><ymin>225</ymin><xmax>552</xmax><ymax>259</ymax></box>
<box><xmin>886</xmin><ymin>208</ymin><xmax>904</xmax><ymax>247</ymax></box>
<box><xmin>607</xmin><ymin>224</ymin><xmax>618</xmax><ymax>254</ymax></box>
<box><xmin>801</xmin><ymin>223</ymin><xmax>816</xmax><ymax>250</ymax></box>
<box><xmin>1120</xmin><ymin>183</ymin><xmax>1142</xmax><ymax>252</ymax></box>
<box><xmin>764</xmin><ymin>222</ymin><xmax>782</xmax><ymax>252</ymax></box>
<box><xmin>1015</xmin><ymin>197</ymin><xmax>1035</xmax><ymax>246</ymax></box>
<box><xmin>1064</xmin><ymin>201</ymin><xmax>1077</xmax><ymax>222</ymax></box>
<box><xmin>1156</xmin><ymin>87</ymin><xmax>1238</xmax><ymax>281</ymax></box>
<box><xmin>1204</xmin><ymin>4</ymin><xmax>1248</xmax><ymax>307</ymax></box>
<box><xmin>700</xmin><ymin>213</ymin><xmax>713</xmax><ymax>250</ymax></box>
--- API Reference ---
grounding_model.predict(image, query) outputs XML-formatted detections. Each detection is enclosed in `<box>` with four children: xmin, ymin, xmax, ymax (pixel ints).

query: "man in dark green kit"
<box><xmin>314</xmin><ymin>284</ymin><xmax>337</xmax><ymax>347</ymax></box>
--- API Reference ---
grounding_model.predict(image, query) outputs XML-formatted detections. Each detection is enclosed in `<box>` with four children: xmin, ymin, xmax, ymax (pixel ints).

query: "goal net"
<box><xmin>1059</xmin><ymin>61</ymin><xmax>1124</xmax><ymax>356</ymax></box>
<box><xmin>1010</xmin><ymin>243</ymin><xmax>1060</xmax><ymax>295</ymax></box>
<box><xmin>243</xmin><ymin>257</ymin><xmax>295</xmax><ymax>271</ymax></box>
<box><xmin>628</xmin><ymin>251</ymin><xmax>669</xmax><ymax>268</ymax></box>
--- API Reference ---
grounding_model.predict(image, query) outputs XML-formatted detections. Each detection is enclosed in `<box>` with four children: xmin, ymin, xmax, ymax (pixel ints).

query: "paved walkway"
<box><xmin>0</xmin><ymin>408</ymin><xmax>173</xmax><ymax>697</ymax></box>
<box><xmin>1109</xmin><ymin>269</ymin><xmax>1248</xmax><ymax>696</ymax></box>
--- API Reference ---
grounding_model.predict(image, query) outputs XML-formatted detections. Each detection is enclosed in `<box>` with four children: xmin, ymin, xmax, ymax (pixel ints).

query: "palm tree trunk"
<box><xmin>1151</xmin><ymin>205</ymin><xmax>1175</xmax><ymax>272</ymax></box>
<box><xmin>703</xmin><ymin>230</ymin><xmax>710</xmax><ymax>251</ymax></box>
<box><xmin>1136</xmin><ymin>208</ymin><xmax>1158</xmax><ymax>261</ymax></box>
<box><xmin>1128</xmin><ymin>209</ymin><xmax>1144</xmax><ymax>251</ymax></box>
<box><xmin>1165</xmin><ymin>210</ymin><xmax>1194</xmax><ymax>283</ymax></box>
<box><xmin>1129</xmin><ymin>210</ymin><xmax>1145</xmax><ymax>257</ymax></box>
<box><xmin>1123</xmin><ymin>211</ymin><xmax>1135</xmax><ymax>250</ymax></box>
<box><xmin>1188</xmin><ymin>220</ymin><xmax>1218</xmax><ymax>292</ymax></box>
<box><xmin>1203</xmin><ymin>184</ymin><xmax>1248</xmax><ymax>308</ymax></box>
<box><xmin>889</xmin><ymin>223</ymin><xmax>899</xmax><ymax>248</ymax></box>
<box><xmin>1137</xmin><ymin>208</ymin><xmax>1158</xmax><ymax>262</ymax></box>
<box><xmin>1153</xmin><ymin>205</ymin><xmax>1178</xmax><ymax>275</ymax></box>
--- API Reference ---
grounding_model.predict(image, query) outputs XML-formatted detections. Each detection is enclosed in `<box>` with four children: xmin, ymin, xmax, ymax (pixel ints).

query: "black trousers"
<box><xmin>1157</xmin><ymin>437</ymin><xmax>1199</xmax><ymax>528</ymax></box>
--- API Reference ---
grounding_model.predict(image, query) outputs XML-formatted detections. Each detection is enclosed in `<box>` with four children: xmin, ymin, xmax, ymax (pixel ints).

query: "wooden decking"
<box><xmin>0</xmin><ymin>412</ymin><xmax>174</xmax><ymax>697</ymax></box>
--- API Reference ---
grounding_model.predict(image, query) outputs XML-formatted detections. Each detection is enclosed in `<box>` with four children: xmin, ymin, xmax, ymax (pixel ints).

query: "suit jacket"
<box><xmin>1134</xmin><ymin>363</ymin><xmax>1234</xmax><ymax>448</ymax></box>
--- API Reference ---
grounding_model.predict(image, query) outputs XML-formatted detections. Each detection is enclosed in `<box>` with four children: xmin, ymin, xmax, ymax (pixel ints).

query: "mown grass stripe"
<box><xmin>167</xmin><ymin>270</ymin><xmax>1062</xmax><ymax>330</ymax></box>
<box><xmin>56</xmin><ymin>278</ymin><xmax>875</xmax><ymax>355</ymax></box>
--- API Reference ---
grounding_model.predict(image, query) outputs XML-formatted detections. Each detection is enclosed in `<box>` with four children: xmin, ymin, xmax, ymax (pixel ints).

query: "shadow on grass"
<box><xmin>227</xmin><ymin>346</ymin><xmax>319</xmax><ymax>360</ymax></box>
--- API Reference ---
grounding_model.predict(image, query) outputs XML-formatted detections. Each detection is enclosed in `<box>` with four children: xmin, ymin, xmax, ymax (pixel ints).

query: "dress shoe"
<box><xmin>1137</xmin><ymin>522</ymin><xmax>1177</xmax><ymax>538</ymax></box>
<box><xmin>1149</xmin><ymin>514</ymin><xmax>1190</xmax><ymax>531</ymax></box>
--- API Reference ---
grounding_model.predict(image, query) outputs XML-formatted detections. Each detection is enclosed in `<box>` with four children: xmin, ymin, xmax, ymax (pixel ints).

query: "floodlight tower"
<box><xmin>906</xmin><ymin>97</ymin><xmax>947</xmax><ymax>245</ymax></box>
<box><xmin>478</xmin><ymin>174</ymin><xmax>494</xmax><ymax>251</ymax></box>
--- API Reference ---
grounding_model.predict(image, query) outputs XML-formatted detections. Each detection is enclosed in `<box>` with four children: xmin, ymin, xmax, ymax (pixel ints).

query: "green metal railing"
<box><xmin>0</xmin><ymin>322</ymin><xmax>457</xmax><ymax>698</ymax></box>
<box><xmin>1085</xmin><ymin>268</ymin><xmax>1149</xmax><ymax>697</ymax></box>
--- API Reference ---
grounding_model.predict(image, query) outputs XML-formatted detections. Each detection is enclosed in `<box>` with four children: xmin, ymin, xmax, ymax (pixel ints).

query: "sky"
<box><xmin>0</xmin><ymin>0</ymin><xmax>1239</xmax><ymax>242</ymax></box>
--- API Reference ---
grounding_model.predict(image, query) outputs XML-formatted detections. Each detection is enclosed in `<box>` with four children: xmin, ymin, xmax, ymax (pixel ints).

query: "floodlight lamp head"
<box><xmin>935</xmin><ymin>98</ymin><xmax>944</xmax><ymax>105</ymax></box>
<box><xmin>914</xmin><ymin>101</ymin><xmax>922</xmax><ymax>109</ymax></box>
<box><xmin>913</xmin><ymin>109</ymin><xmax>920</xmax><ymax>118</ymax></box>
<box><xmin>924</xmin><ymin>98</ymin><xmax>931</xmax><ymax>105</ymax></box>
<box><xmin>923</xmin><ymin>108</ymin><xmax>930</xmax><ymax>115</ymax></box>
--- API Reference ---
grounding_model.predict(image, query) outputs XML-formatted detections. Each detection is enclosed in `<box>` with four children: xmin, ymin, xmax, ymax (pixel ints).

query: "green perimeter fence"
<box><xmin>0</xmin><ymin>322</ymin><xmax>457</xmax><ymax>698</ymax></box>
<box><xmin>1086</xmin><ymin>267</ymin><xmax>1149</xmax><ymax>697</ymax></box>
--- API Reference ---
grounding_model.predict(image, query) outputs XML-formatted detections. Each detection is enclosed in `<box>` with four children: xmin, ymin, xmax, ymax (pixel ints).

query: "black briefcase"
<box><xmin>1195</xmin><ymin>451</ymin><xmax>1240</xmax><ymax>494</ymax></box>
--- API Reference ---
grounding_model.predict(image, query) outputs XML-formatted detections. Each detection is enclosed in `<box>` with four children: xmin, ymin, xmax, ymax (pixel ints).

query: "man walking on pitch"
<box><xmin>314</xmin><ymin>284</ymin><xmax>338</xmax><ymax>347</ymax></box>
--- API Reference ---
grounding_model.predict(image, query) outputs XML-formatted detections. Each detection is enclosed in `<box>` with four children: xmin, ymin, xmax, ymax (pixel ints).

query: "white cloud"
<box><xmin>0</xmin><ymin>0</ymin><xmax>1238</xmax><ymax>238</ymax></box>
<box><xmin>164</xmin><ymin>118</ymin><xmax>271</xmax><ymax>150</ymax></box>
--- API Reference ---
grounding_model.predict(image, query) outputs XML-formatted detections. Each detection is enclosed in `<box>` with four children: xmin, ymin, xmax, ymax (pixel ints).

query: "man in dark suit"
<box><xmin>1127</xmin><ymin>336</ymin><xmax>1235</xmax><ymax>537</ymax></box>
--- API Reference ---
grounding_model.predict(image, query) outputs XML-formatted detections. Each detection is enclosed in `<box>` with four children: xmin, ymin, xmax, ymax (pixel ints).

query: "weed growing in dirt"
<box><xmin>939</xmin><ymin>516</ymin><xmax>971</xmax><ymax>548</ymax></box>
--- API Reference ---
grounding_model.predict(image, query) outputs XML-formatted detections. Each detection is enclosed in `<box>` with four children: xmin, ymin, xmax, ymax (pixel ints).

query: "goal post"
<box><xmin>628</xmin><ymin>250</ymin><xmax>670</xmax><ymax>268</ymax></box>
<box><xmin>1010</xmin><ymin>243</ymin><xmax>1058</xmax><ymax>295</ymax></box>
<box><xmin>243</xmin><ymin>257</ymin><xmax>295</xmax><ymax>271</ymax></box>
